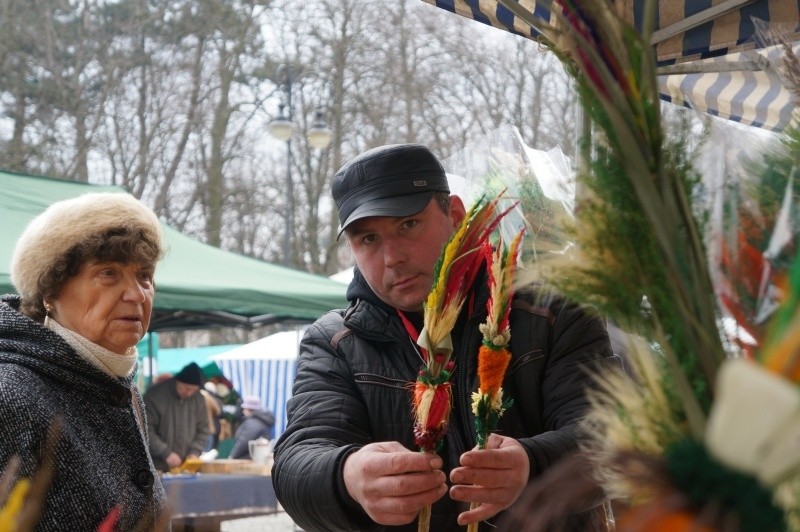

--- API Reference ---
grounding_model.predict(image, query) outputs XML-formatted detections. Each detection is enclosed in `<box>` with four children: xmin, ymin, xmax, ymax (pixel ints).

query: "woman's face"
<box><xmin>50</xmin><ymin>261</ymin><xmax>155</xmax><ymax>354</ymax></box>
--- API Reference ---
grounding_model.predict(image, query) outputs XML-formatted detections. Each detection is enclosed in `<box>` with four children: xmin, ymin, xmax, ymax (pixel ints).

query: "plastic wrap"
<box><xmin>702</xmin><ymin>118</ymin><xmax>797</xmax><ymax>354</ymax></box>
<box><xmin>441</xmin><ymin>125</ymin><xmax>575</xmax><ymax>263</ymax></box>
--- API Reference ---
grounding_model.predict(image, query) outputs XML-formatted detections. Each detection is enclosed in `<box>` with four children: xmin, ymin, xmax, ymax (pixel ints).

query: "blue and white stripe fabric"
<box><xmin>421</xmin><ymin>0</ymin><xmax>800</xmax><ymax>132</ymax></box>
<box><xmin>214</xmin><ymin>358</ymin><xmax>297</xmax><ymax>440</ymax></box>
<box><xmin>210</xmin><ymin>330</ymin><xmax>304</xmax><ymax>440</ymax></box>
<box><xmin>659</xmin><ymin>41</ymin><xmax>800</xmax><ymax>131</ymax></box>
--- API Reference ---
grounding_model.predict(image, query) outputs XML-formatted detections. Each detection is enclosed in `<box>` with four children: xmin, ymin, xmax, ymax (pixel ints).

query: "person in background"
<box><xmin>229</xmin><ymin>395</ymin><xmax>276</xmax><ymax>459</ymax></box>
<box><xmin>272</xmin><ymin>144</ymin><xmax>618</xmax><ymax>531</ymax></box>
<box><xmin>144</xmin><ymin>362</ymin><xmax>210</xmax><ymax>471</ymax></box>
<box><xmin>215</xmin><ymin>382</ymin><xmax>237</xmax><ymax>441</ymax></box>
<box><xmin>0</xmin><ymin>192</ymin><xmax>168</xmax><ymax>530</ymax></box>
<box><xmin>201</xmin><ymin>381</ymin><xmax>223</xmax><ymax>452</ymax></box>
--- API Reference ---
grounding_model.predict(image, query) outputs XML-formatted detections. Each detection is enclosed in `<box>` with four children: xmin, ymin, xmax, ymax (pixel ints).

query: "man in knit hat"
<box><xmin>144</xmin><ymin>362</ymin><xmax>210</xmax><ymax>471</ymax></box>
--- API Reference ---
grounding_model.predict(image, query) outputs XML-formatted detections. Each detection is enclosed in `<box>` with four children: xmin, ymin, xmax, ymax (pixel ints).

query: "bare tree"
<box><xmin>0</xmin><ymin>0</ymin><xmax>578</xmax><ymax>281</ymax></box>
<box><xmin>98</xmin><ymin>0</ymin><xmax>276</xmax><ymax>249</ymax></box>
<box><xmin>0</xmin><ymin>0</ymin><xmax>125</xmax><ymax>180</ymax></box>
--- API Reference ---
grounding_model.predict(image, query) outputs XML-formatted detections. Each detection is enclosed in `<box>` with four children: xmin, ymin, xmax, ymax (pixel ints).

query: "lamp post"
<box><xmin>268</xmin><ymin>66</ymin><xmax>332</xmax><ymax>267</ymax></box>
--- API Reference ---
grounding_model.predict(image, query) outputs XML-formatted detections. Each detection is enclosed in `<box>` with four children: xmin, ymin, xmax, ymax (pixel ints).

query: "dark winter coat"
<box><xmin>273</xmin><ymin>269</ymin><xmax>618</xmax><ymax>532</ymax></box>
<box><xmin>0</xmin><ymin>295</ymin><xmax>167</xmax><ymax>531</ymax></box>
<box><xmin>143</xmin><ymin>377</ymin><xmax>210</xmax><ymax>471</ymax></box>
<box><xmin>229</xmin><ymin>410</ymin><xmax>276</xmax><ymax>459</ymax></box>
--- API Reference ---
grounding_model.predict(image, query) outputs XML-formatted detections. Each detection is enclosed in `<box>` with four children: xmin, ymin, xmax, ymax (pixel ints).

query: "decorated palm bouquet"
<box><xmin>411</xmin><ymin>191</ymin><xmax>521</xmax><ymax>531</ymax></box>
<box><xmin>471</xmin><ymin>231</ymin><xmax>524</xmax><ymax>450</ymax></box>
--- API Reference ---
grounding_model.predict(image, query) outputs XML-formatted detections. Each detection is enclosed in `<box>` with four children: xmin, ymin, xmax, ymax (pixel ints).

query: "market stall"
<box><xmin>210</xmin><ymin>330</ymin><xmax>303</xmax><ymax>440</ymax></box>
<box><xmin>418</xmin><ymin>1</ymin><xmax>800</xmax><ymax>530</ymax></box>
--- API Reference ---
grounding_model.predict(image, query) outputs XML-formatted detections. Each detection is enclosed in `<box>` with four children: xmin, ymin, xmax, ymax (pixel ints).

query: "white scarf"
<box><xmin>47</xmin><ymin>319</ymin><xmax>138</xmax><ymax>378</ymax></box>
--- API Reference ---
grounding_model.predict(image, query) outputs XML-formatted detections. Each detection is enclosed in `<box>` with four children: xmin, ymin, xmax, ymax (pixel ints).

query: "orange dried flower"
<box><xmin>477</xmin><ymin>345</ymin><xmax>512</xmax><ymax>394</ymax></box>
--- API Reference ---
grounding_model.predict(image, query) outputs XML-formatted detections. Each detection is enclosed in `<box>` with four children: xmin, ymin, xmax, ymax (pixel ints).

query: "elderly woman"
<box><xmin>0</xmin><ymin>193</ymin><xmax>168</xmax><ymax>530</ymax></box>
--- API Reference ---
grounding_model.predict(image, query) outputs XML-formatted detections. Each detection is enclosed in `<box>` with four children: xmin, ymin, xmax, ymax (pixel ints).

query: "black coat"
<box><xmin>0</xmin><ymin>295</ymin><xmax>167</xmax><ymax>531</ymax></box>
<box><xmin>272</xmin><ymin>271</ymin><xmax>617</xmax><ymax>532</ymax></box>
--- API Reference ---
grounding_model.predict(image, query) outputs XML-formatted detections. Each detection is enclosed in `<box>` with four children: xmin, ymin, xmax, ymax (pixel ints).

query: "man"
<box><xmin>229</xmin><ymin>395</ymin><xmax>276</xmax><ymax>459</ymax></box>
<box><xmin>144</xmin><ymin>362</ymin><xmax>210</xmax><ymax>471</ymax></box>
<box><xmin>272</xmin><ymin>144</ymin><xmax>616</xmax><ymax>531</ymax></box>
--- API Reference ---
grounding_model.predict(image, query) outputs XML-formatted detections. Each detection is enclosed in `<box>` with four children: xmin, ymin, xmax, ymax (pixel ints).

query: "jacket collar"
<box><xmin>346</xmin><ymin>266</ymin><xmax>394</xmax><ymax>312</ymax></box>
<box><xmin>0</xmin><ymin>295</ymin><xmax>136</xmax><ymax>402</ymax></box>
<box><xmin>343</xmin><ymin>265</ymin><xmax>491</xmax><ymax>339</ymax></box>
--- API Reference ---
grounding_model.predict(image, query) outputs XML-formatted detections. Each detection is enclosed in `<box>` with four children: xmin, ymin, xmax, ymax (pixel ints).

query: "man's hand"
<box><xmin>449</xmin><ymin>434</ymin><xmax>530</xmax><ymax>526</ymax></box>
<box><xmin>165</xmin><ymin>452</ymin><xmax>182</xmax><ymax>468</ymax></box>
<box><xmin>343</xmin><ymin>441</ymin><xmax>448</xmax><ymax>526</ymax></box>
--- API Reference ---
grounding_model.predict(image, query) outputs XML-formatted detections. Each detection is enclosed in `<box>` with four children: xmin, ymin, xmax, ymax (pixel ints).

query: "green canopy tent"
<box><xmin>0</xmin><ymin>170</ymin><xmax>347</xmax><ymax>331</ymax></box>
<box><xmin>135</xmin><ymin>337</ymin><xmax>239</xmax><ymax>374</ymax></box>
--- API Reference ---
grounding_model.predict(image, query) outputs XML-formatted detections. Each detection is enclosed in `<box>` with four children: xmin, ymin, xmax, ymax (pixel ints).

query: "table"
<box><xmin>162</xmin><ymin>473</ymin><xmax>278</xmax><ymax>531</ymax></box>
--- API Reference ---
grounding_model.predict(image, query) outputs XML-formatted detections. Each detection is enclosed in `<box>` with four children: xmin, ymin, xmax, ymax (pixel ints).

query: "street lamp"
<box><xmin>307</xmin><ymin>106</ymin><xmax>333</xmax><ymax>150</ymax></box>
<box><xmin>268</xmin><ymin>66</ymin><xmax>333</xmax><ymax>267</ymax></box>
<box><xmin>268</xmin><ymin>103</ymin><xmax>293</xmax><ymax>141</ymax></box>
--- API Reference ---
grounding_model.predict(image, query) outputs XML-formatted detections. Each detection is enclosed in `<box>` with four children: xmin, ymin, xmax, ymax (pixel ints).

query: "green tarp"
<box><xmin>139</xmin><ymin>338</ymin><xmax>238</xmax><ymax>375</ymax></box>
<box><xmin>0</xmin><ymin>170</ymin><xmax>348</xmax><ymax>330</ymax></box>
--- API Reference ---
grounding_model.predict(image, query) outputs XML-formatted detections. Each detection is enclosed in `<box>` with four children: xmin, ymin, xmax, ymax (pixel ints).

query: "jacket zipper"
<box><xmin>353</xmin><ymin>373</ymin><xmax>409</xmax><ymax>389</ymax></box>
<box><xmin>454</xmin><ymin>313</ymin><xmax>482</xmax><ymax>454</ymax></box>
<box><xmin>351</xmin><ymin>314</ymin><xmax>481</xmax><ymax>452</ymax></box>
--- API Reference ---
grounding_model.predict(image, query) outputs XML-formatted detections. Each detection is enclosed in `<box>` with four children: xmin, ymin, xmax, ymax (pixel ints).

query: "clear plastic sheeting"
<box><xmin>700</xmin><ymin>117</ymin><xmax>798</xmax><ymax>354</ymax></box>
<box><xmin>442</xmin><ymin>125</ymin><xmax>575</xmax><ymax>262</ymax></box>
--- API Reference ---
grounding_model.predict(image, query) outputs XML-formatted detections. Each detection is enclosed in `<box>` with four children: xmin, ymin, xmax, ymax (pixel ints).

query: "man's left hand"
<box><xmin>448</xmin><ymin>433</ymin><xmax>530</xmax><ymax>526</ymax></box>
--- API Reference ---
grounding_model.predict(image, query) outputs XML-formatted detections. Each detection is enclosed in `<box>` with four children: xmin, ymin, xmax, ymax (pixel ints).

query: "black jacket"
<box><xmin>0</xmin><ymin>295</ymin><xmax>167</xmax><ymax>531</ymax></box>
<box><xmin>273</xmin><ymin>269</ymin><xmax>616</xmax><ymax>531</ymax></box>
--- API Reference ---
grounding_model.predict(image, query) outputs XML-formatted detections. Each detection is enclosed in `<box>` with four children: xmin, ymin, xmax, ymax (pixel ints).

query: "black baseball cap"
<box><xmin>332</xmin><ymin>144</ymin><xmax>450</xmax><ymax>237</ymax></box>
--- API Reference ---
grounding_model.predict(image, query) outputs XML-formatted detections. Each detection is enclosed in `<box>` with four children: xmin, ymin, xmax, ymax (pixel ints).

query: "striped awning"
<box><xmin>214</xmin><ymin>358</ymin><xmax>297</xmax><ymax>440</ymax></box>
<box><xmin>660</xmin><ymin>41</ymin><xmax>800</xmax><ymax>131</ymax></box>
<box><xmin>422</xmin><ymin>0</ymin><xmax>800</xmax><ymax>131</ymax></box>
<box><xmin>209</xmin><ymin>330</ymin><xmax>303</xmax><ymax>440</ymax></box>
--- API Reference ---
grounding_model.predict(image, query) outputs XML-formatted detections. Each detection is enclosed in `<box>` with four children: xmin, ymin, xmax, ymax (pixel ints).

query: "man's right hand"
<box><xmin>343</xmin><ymin>441</ymin><xmax>447</xmax><ymax>526</ymax></box>
<box><xmin>165</xmin><ymin>452</ymin><xmax>182</xmax><ymax>468</ymax></box>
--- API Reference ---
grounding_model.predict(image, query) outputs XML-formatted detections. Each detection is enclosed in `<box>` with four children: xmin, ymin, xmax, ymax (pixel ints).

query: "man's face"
<box><xmin>176</xmin><ymin>381</ymin><xmax>200</xmax><ymax>399</ymax></box>
<box><xmin>345</xmin><ymin>196</ymin><xmax>466</xmax><ymax>312</ymax></box>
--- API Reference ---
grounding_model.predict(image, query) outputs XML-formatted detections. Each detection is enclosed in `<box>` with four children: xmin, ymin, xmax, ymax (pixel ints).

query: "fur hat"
<box><xmin>241</xmin><ymin>395</ymin><xmax>263</xmax><ymax>411</ymax></box>
<box><xmin>174</xmin><ymin>362</ymin><xmax>205</xmax><ymax>387</ymax></box>
<box><xmin>10</xmin><ymin>192</ymin><xmax>164</xmax><ymax>303</ymax></box>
